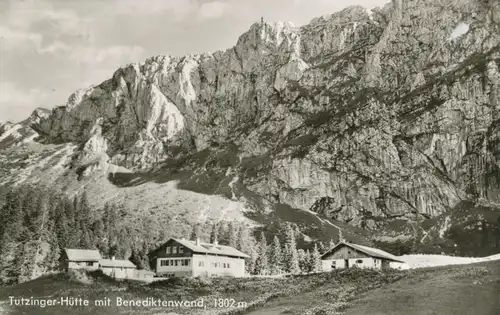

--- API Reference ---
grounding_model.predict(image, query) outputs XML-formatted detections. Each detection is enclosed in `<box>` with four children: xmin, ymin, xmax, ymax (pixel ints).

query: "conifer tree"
<box><xmin>329</xmin><ymin>239</ymin><xmax>336</xmax><ymax>251</ymax></box>
<box><xmin>269</xmin><ymin>235</ymin><xmax>283</xmax><ymax>275</ymax></box>
<box><xmin>209</xmin><ymin>222</ymin><xmax>218</xmax><ymax>243</ymax></box>
<box><xmin>140</xmin><ymin>242</ymin><xmax>151</xmax><ymax>270</ymax></box>
<box><xmin>237</xmin><ymin>224</ymin><xmax>250</xmax><ymax>252</ymax></box>
<box><xmin>190</xmin><ymin>222</ymin><xmax>202</xmax><ymax>241</ymax></box>
<box><xmin>228</xmin><ymin>221</ymin><xmax>238</xmax><ymax>248</ymax></box>
<box><xmin>311</xmin><ymin>243</ymin><xmax>322</xmax><ymax>273</ymax></box>
<box><xmin>13</xmin><ymin>241</ymin><xmax>37</xmax><ymax>283</ymax></box>
<box><xmin>103</xmin><ymin>203</ymin><xmax>119</xmax><ymax>257</ymax></box>
<box><xmin>129</xmin><ymin>249</ymin><xmax>142</xmax><ymax>269</ymax></box>
<box><xmin>297</xmin><ymin>249</ymin><xmax>307</xmax><ymax>273</ymax></box>
<box><xmin>318</xmin><ymin>241</ymin><xmax>326</xmax><ymax>255</ymax></box>
<box><xmin>236</xmin><ymin>224</ymin><xmax>253</xmax><ymax>274</ymax></box>
<box><xmin>217</xmin><ymin>221</ymin><xmax>228</xmax><ymax>245</ymax></box>
<box><xmin>92</xmin><ymin>218</ymin><xmax>107</xmax><ymax>253</ymax></box>
<box><xmin>65</xmin><ymin>199</ymin><xmax>80</xmax><ymax>247</ymax></box>
<box><xmin>254</xmin><ymin>232</ymin><xmax>269</xmax><ymax>275</ymax></box>
<box><xmin>55</xmin><ymin>200</ymin><xmax>70</xmax><ymax>249</ymax></box>
<box><xmin>247</xmin><ymin>235</ymin><xmax>259</xmax><ymax>275</ymax></box>
<box><xmin>283</xmin><ymin>223</ymin><xmax>300</xmax><ymax>274</ymax></box>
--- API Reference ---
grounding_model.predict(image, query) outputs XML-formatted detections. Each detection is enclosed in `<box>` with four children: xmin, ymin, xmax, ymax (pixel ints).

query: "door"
<box><xmin>344</xmin><ymin>259</ymin><xmax>349</xmax><ymax>268</ymax></box>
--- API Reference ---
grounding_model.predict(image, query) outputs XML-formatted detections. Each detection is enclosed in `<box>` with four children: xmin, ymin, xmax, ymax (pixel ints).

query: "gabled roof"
<box><xmin>65</xmin><ymin>249</ymin><xmax>102</xmax><ymax>262</ymax></box>
<box><xmin>166</xmin><ymin>238</ymin><xmax>249</xmax><ymax>258</ymax></box>
<box><xmin>99</xmin><ymin>259</ymin><xmax>137</xmax><ymax>268</ymax></box>
<box><xmin>321</xmin><ymin>241</ymin><xmax>405</xmax><ymax>263</ymax></box>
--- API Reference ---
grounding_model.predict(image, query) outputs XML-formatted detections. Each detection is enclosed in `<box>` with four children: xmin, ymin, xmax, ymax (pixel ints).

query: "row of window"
<box><xmin>198</xmin><ymin>262</ymin><xmax>231</xmax><ymax>268</ymax></box>
<box><xmin>212</xmin><ymin>262</ymin><xmax>231</xmax><ymax>268</ymax></box>
<box><xmin>331</xmin><ymin>259</ymin><xmax>364</xmax><ymax>265</ymax></box>
<box><xmin>160</xmin><ymin>259</ymin><xmax>190</xmax><ymax>267</ymax></box>
<box><xmin>166</xmin><ymin>246</ymin><xmax>184</xmax><ymax>254</ymax></box>
<box><xmin>160</xmin><ymin>259</ymin><xmax>231</xmax><ymax>269</ymax></box>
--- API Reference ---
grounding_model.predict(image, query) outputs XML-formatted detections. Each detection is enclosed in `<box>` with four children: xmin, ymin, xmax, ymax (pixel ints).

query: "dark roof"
<box><xmin>321</xmin><ymin>241</ymin><xmax>405</xmax><ymax>263</ymax></box>
<box><xmin>65</xmin><ymin>249</ymin><xmax>102</xmax><ymax>262</ymax></box>
<box><xmin>162</xmin><ymin>238</ymin><xmax>249</xmax><ymax>258</ymax></box>
<box><xmin>99</xmin><ymin>259</ymin><xmax>136</xmax><ymax>268</ymax></box>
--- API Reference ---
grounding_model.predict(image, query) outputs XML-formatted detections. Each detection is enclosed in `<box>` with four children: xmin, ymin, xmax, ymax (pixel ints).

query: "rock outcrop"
<box><xmin>2</xmin><ymin>0</ymin><xmax>500</xmax><ymax>252</ymax></box>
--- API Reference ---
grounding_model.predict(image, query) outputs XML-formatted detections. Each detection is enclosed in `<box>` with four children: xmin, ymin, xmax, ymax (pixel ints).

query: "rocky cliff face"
<box><xmin>2</xmin><ymin>0</ymin><xmax>500</xmax><ymax>254</ymax></box>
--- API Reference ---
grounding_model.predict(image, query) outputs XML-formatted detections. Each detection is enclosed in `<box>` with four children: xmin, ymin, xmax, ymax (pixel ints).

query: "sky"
<box><xmin>0</xmin><ymin>0</ymin><xmax>388</xmax><ymax>123</ymax></box>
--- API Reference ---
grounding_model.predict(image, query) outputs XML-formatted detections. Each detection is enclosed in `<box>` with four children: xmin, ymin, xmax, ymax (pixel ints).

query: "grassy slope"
<box><xmin>0</xmin><ymin>269</ymin><xmax>407</xmax><ymax>315</ymax></box>
<box><xmin>344</xmin><ymin>261</ymin><xmax>500</xmax><ymax>315</ymax></box>
<box><xmin>1</xmin><ymin>262</ymin><xmax>499</xmax><ymax>315</ymax></box>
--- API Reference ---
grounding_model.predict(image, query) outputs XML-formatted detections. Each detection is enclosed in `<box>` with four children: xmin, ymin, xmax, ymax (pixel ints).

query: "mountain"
<box><xmin>1</xmin><ymin>0</ymin><xmax>500</xmax><ymax>256</ymax></box>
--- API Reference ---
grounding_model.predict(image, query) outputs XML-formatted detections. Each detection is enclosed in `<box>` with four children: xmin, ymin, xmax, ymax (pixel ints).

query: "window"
<box><xmin>198</xmin><ymin>261</ymin><xmax>204</xmax><ymax>267</ymax></box>
<box><xmin>356</xmin><ymin>260</ymin><xmax>363</xmax><ymax>264</ymax></box>
<box><xmin>172</xmin><ymin>247</ymin><xmax>177</xmax><ymax>254</ymax></box>
<box><xmin>166</xmin><ymin>260</ymin><xmax>170</xmax><ymax>266</ymax></box>
<box><xmin>184</xmin><ymin>259</ymin><xmax>189</xmax><ymax>266</ymax></box>
<box><xmin>166</xmin><ymin>246</ymin><xmax>171</xmax><ymax>254</ymax></box>
<box><xmin>174</xmin><ymin>260</ymin><xmax>178</xmax><ymax>266</ymax></box>
<box><xmin>160</xmin><ymin>260</ymin><xmax>168</xmax><ymax>266</ymax></box>
<box><xmin>86</xmin><ymin>262</ymin><xmax>93</xmax><ymax>266</ymax></box>
<box><xmin>179</xmin><ymin>247</ymin><xmax>184</xmax><ymax>253</ymax></box>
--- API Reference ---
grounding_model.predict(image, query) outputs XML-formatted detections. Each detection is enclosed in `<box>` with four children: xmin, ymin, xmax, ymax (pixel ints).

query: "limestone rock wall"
<box><xmin>28</xmin><ymin>0</ymin><xmax>500</xmax><ymax>228</ymax></box>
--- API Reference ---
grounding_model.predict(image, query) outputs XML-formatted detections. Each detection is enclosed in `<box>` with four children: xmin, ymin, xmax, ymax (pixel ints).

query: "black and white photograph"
<box><xmin>0</xmin><ymin>0</ymin><xmax>500</xmax><ymax>314</ymax></box>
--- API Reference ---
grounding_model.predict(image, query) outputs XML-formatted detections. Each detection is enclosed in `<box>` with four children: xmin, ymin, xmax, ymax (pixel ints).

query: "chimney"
<box><xmin>111</xmin><ymin>256</ymin><xmax>115</xmax><ymax>261</ymax></box>
<box><xmin>214</xmin><ymin>240</ymin><xmax>218</xmax><ymax>246</ymax></box>
<box><xmin>196</xmin><ymin>238</ymin><xmax>200</xmax><ymax>246</ymax></box>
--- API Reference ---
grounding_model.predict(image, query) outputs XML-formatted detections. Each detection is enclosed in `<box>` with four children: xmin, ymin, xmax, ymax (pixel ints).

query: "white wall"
<box><xmin>156</xmin><ymin>257</ymin><xmax>193</xmax><ymax>277</ymax></box>
<box><xmin>101</xmin><ymin>267</ymin><xmax>136</xmax><ymax>279</ymax></box>
<box><xmin>389</xmin><ymin>261</ymin><xmax>410</xmax><ymax>270</ymax></box>
<box><xmin>192</xmin><ymin>254</ymin><xmax>245</xmax><ymax>277</ymax></box>
<box><xmin>68</xmin><ymin>261</ymin><xmax>99</xmax><ymax>270</ymax></box>
<box><xmin>155</xmin><ymin>255</ymin><xmax>245</xmax><ymax>278</ymax></box>
<box><xmin>322</xmin><ymin>258</ymin><xmax>381</xmax><ymax>271</ymax></box>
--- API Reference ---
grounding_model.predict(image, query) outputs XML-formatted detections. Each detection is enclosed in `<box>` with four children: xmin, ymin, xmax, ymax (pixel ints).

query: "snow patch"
<box><xmin>399</xmin><ymin>253</ymin><xmax>500</xmax><ymax>269</ymax></box>
<box><xmin>228</xmin><ymin>175</ymin><xmax>239</xmax><ymax>200</ymax></box>
<box><xmin>0</xmin><ymin>124</ymin><xmax>21</xmax><ymax>142</ymax></box>
<box><xmin>301</xmin><ymin>208</ymin><xmax>343</xmax><ymax>233</ymax></box>
<box><xmin>302</xmin><ymin>234</ymin><xmax>312</xmax><ymax>242</ymax></box>
<box><xmin>448</xmin><ymin>22</ymin><xmax>469</xmax><ymax>41</ymax></box>
<box><xmin>439</xmin><ymin>216</ymin><xmax>451</xmax><ymax>238</ymax></box>
<box><xmin>366</xmin><ymin>7</ymin><xmax>373</xmax><ymax>21</ymax></box>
